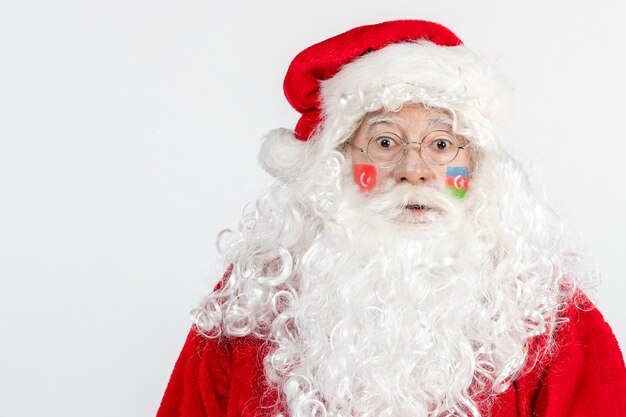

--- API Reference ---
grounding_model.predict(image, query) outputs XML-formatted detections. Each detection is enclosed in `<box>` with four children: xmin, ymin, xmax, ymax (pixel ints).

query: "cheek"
<box><xmin>353</xmin><ymin>164</ymin><xmax>377</xmax><ymax>190</ymax></box>
<box><xmin>456</xmin><ymin>149</ymin><xmax>473</xmax><ymax>170</ymax></box>
<box><xmin>350</xmin><ymin>146</ymin><xmax>368</xmax><ymax>164</ymax></box>
<box><xmin>445</xmin><ymin>166</ymin><xmax>470</xmax><ymax>199</ymax></box>
<box><xmin>352</xmin><ymin>164</ymin><xmax>398</xmax><ymax>191</ymax></box>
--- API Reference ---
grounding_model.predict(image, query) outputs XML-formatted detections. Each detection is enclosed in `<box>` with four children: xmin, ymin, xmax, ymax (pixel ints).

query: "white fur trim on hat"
<box><xmin>319</xmin><ymin>41</ymin><xmax>507</xmax><ymax>147</ymax></box>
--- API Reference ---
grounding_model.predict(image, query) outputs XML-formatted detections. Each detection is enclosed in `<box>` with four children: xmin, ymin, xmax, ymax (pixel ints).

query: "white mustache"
<box><xmin>363</xmin><ymin>182</ymin><xmax>458</xmax><ymax>219</ymax></box>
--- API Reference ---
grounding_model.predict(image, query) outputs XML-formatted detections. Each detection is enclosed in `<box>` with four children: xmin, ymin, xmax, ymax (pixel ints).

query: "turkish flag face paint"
<box><xmin>353</xmin><ymin>164</ymin><xmax>377</xmax><ymax>191</ymax></box>
<box><xmin>446</xmin><ymin>166</ymin><xmax>469</xmax><ymax>199</ymax></box>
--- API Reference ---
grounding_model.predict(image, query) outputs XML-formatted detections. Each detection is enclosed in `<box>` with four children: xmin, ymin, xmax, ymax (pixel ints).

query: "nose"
<box><xmin>393</xmin><ymin>145</ymin><xmax>435</xmax><ymax>185</ymax></box>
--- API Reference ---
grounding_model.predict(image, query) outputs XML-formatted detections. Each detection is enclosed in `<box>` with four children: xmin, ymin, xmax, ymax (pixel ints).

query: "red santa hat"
<box><xmin>285</xmin><ymin>20</ymin><xmax>463</xmax><ymax>141</ymax></box>
<box><xmin>282</xmin><ymin>20</ymin><xmax>502</xmax><ymax>145</ymax></box>
<box><xmin>261</xmin><ymin>20</ymin><xmax>502</xmax><ymax>180</ymax></box>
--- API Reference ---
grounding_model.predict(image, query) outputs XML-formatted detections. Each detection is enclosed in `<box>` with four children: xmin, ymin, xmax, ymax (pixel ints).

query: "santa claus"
<box><xmin>158</xmin><ymin>20</ymin><xmax>626</xmax><ymax>417</ymax></box>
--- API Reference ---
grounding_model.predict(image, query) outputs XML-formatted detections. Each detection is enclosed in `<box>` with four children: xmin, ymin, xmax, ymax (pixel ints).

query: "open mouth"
<box><xmin>394</xmin><ymin>202</ymin><xmax>443</xmax><ymax>224</ymax></box>
<box><xmin>404</xmin><ymin>203</ymin><xmax>430</xmax><ymax>213</ymax></box>
<box><xmin>398</xmin><ymin>204</ymin><xmax>433</xmax><ymax>222</ymax></box>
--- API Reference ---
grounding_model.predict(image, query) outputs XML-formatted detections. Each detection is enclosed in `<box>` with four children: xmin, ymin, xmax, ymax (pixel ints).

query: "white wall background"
<box><xmin>1</xmin><ymin>1</ymin><xmax>624</xmax><ymax>416</ymax></box>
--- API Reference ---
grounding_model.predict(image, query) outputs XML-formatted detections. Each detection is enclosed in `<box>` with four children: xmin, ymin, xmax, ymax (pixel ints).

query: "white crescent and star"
<box><xmin>359</xmin><ymin>172</ymin><xmax>372</xmax><ymax>189</ymax></box>
<box><xmin>453</xmin><ymin>175</ymin><xmax>467</xmax><ymax>189</ymax></box>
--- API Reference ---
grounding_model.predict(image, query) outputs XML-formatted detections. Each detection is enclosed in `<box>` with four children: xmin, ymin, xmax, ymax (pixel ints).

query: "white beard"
<box><xmin>268</xmin><ymin>181</ymin><xmax>529</xmax><ymax>417</ymax></box>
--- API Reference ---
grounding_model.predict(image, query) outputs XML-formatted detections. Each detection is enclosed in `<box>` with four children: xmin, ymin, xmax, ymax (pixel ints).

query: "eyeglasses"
<box><xmin>349</xmin><ymin>130</ymin><xmax>468</xmax><ymax>168</ymax></box>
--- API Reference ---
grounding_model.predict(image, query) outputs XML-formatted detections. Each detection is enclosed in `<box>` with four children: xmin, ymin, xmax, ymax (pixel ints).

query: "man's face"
<box><xmin>349</xmin><ymin>104</ymin><xmax>472</xmax><ymax>221</ymax></box>
<box><xmin>350</xmin><ymin>104</ymin><xmax>472</xmax><ymax>187</ymax></box>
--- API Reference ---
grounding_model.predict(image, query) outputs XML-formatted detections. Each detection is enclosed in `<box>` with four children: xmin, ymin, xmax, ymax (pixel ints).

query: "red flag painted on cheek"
<box><xmin>353</xmin><ymin>164</ymin><xmax>377</xmax><ymax>190</ymax></box>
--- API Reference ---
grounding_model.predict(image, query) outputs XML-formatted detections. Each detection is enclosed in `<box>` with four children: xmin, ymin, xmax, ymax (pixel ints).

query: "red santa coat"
<box><xmin>157</xmin><ymin>296</ymin><xmax>626</xmax><ymax>417</ymax></box>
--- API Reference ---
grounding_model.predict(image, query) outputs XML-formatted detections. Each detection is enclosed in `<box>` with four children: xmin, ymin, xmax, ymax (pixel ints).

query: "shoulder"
<box><xmin>182</xmin><ymin>328</ymin><xmax>268</xmax><ymax>376</ymax></box>
<box><xmin>518</xmin><ymin>292</ymin><xmax>626</xmax><ymax>416</ymax></box>
<box><xmin>552</xmin><ymin>292</ymin><xmax>623</xmax><ymax>363</ymax></box>
<box><xmin>157</xmin><ymin>328</ymin><xmax>269</xmax><ymax>417</ymax></box>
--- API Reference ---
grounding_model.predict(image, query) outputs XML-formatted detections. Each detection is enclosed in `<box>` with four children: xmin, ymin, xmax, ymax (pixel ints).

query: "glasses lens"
<box><xmin>366</xmin><ymin>133</ymin><xmax>404</xmax><ymax>168</ymax></box>
<box><xmin>420</xmin><ymin>131</ymin><xmax>459</xmax><ymax>165</ymax></box>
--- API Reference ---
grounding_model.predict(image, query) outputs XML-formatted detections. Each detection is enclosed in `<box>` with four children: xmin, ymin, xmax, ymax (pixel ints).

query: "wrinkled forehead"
<box><xmin>356</xmin><ymin>105</ymin><xmax>456</xmax><ymax>135</ymax></box>
<box><xmin>366</xmin><ymin>111</ymin><xmax>453</xmax><ymax>128</ymax></box>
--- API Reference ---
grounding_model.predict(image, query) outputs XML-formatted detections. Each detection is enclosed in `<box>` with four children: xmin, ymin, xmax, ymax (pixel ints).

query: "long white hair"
<box><xmin>193</xmin><ymin>43</ymin><xmax>595</xmax><ymax>417</ymax></box>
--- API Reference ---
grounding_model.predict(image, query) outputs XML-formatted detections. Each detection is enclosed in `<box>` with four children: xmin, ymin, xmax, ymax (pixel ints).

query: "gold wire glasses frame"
<box><xmin>349</xmin><ymin>130</ymin><xmax>468</xmax><ymax>168</ymax></box>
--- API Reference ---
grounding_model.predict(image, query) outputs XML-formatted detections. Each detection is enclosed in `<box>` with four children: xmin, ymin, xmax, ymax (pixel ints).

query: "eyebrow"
<box><xmin>426</xmin><ymin>117</ymin><xmax>454</xmax><ymax>128</ymax></box>
<box><xmin>365</xmin><ymin>114</ymin><xmax>454</xmax><ymax>131</ymax></box>
<box><xmin>366</xmin><ymin>114</ymin><xmax>396</xmax><ymax>129</ymax></box>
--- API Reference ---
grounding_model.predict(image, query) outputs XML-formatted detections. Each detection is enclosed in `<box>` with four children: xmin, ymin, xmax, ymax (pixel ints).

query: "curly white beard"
<box><xmin>264</xmin><ymin>181</ymin><xmax>532</xmax><ymax>417</ymax></box>
<box><xmin>196</xmin><ymin>139</ymin><xmax>582</xmax><ymax>416</ymax></box>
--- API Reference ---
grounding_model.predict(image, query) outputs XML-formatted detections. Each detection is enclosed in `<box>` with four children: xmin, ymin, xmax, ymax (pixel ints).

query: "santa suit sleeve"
<box><xmin>156</xmin><ymin>328</ymin><xmax>232</xmax><ymax>417</ymax></box>
<box><xmin>513</xmin><ymin>295</ymin><xmax>626</xmax><ymax>416</ymax></box>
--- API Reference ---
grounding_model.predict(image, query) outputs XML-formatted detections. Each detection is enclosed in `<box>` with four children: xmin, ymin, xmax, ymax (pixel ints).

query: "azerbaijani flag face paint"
<box><xmin>353</xmin><ymin>164</ymin><xmax>377</xmax><ymax>191</ymax></box>
<box><xmin>446</xmin><ymin>166</ymin><xmax>469</xmax><ymax>199</ymax></box>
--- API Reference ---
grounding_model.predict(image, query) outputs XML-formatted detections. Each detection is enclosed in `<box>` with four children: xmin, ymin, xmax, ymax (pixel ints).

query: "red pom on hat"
<box><xmin>284</xmin><ymin>20</ymin><xmax>463</xmax><ymax>141</ymax></box>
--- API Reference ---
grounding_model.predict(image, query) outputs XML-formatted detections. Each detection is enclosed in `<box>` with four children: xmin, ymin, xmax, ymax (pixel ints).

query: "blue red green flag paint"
<box><xmin>446</xmin><ymin>166</ymin><xmax>469</xmax><ymax>199</ymax></box>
